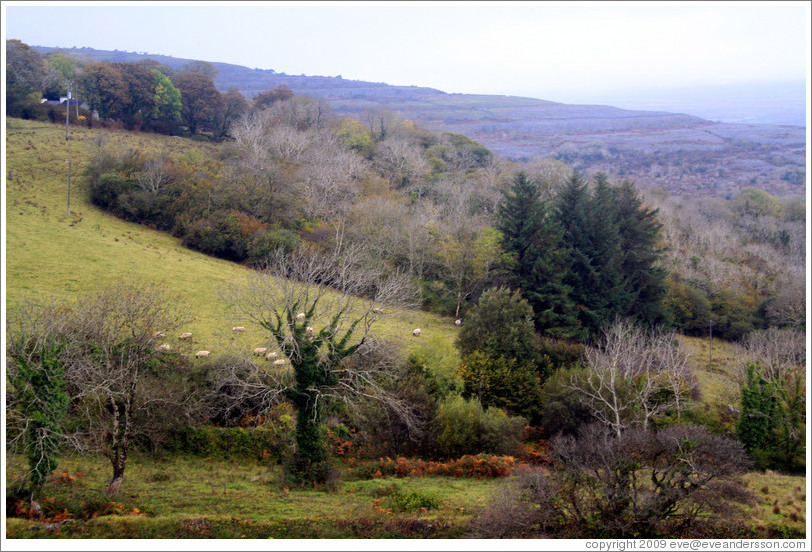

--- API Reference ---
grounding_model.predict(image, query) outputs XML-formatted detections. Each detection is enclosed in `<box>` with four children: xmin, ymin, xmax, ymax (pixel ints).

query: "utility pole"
<box><xmin>65</xmin><ymin>83</ymin><xmax>71</xmax><ymax>141</ymax></box>
<box><xmin>708</xmin><ymin>319</ymin><xmax>713</xmax><ymax>372</ymax></box>
<box><xmin>67</xmin><ymin>158</ymin><xmax>72</xmax><ymax>214</ymax></box>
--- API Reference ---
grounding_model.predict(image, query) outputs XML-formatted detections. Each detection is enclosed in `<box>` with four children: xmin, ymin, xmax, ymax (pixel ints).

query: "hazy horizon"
<box><xmin>4</xmin><ymin>1</ymin><xmax>809</xmax><ymax>127</ymax></box>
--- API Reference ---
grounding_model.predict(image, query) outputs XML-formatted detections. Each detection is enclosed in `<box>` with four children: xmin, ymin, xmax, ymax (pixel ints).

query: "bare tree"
<box><xmin>135</xmin><ymin>153</ymin><xmax>171</xmax><ymax>195</ymax></box>
<box><xmin>297</xmin><ymin>131</ymin><xmax>367</xmax><ymax>254</ymax></box>
<box><xmin>223</xmin><ymin>246</ymin><xmax>420</xmax><ymax>484</ymax></box>
<box><xmin>374</xmin><ymin>134</ymin><xmax>429</xmax><ymax>189</ymax></box>
<box><xmin>64</xmin><ymin>280</ymin><xmax>195</xmax><ymax>496</ymax></box>
<box><xmin>570</xmin><ymin>319</ymin><xmax>693</xmax><ymax>436</ymax></box>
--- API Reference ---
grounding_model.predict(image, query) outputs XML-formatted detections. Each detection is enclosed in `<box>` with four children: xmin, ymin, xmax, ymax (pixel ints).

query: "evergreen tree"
<box><xmin>456</xmin><ymin>286</ymin><xmax>539</xmax><ymax>362</ymax></box>
<box><xmin>496</xmin><ymin>172</ymin><xmax>581</xmax><ymax>339</ymax></box>
<box><xmin>613</xmin><ymin>181</ymin><xmax>670</xmax><ymax>326</ymax></box>
<box><xmin>555</xmin><ymin>173</ymin><xmax>668</xmax><ymax>338</ymax></box>
<box><xmin>736</xmin><ymin>362</ymin><xmax>779</xmax><ymax>467</ymax></box>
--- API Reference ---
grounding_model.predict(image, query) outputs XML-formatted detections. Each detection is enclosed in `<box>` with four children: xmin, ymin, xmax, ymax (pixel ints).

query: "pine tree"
<box><xmin>556</xmin><ymin>173</ymin><xmax>667</xmax><ymax>338</ymax></box>
<box><xmin>496</xmin><ymin>172</ymin><xmax>581</xmax><ymax>339</ymax></box>
<box><xmin>556</xmin><ymin>172</ymin><xmax>614</xmax><ymax>337</ymax></box>
<box><xmin>613</xmin><ymin>181</ymin><xmax>669</xmax><ymax>326</ymax></box>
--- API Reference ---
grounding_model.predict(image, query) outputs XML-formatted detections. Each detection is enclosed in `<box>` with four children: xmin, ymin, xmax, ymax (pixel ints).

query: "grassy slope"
<box><xmin>4</xmin><ymin>118</ymin><xmax>461</xmax><ymax>363</ymax></box>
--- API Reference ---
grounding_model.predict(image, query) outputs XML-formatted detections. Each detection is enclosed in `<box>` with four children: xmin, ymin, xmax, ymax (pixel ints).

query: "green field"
<box><xmin>4</xmin><ymin>118</ymin><xmax>461</xmax><ymax>360</ymax></box>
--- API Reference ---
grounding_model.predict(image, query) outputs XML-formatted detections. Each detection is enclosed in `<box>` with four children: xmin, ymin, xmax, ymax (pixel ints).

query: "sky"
<box><xmin>2</xmin><ymin>1</ymin><xmax>810</xmax><ymax>107</ymax></box>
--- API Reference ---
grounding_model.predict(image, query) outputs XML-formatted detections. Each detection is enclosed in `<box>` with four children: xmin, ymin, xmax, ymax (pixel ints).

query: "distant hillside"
<box><xmin>33</xmin><ymin>46</ymin><xmax>806</xmax><ymax>197</ymax></box>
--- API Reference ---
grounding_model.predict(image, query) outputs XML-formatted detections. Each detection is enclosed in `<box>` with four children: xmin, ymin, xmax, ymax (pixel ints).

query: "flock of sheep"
<box><xmin>152</xmin><ymin>316</ymin><xmax>463</xmax><ymax>362</ymax></box>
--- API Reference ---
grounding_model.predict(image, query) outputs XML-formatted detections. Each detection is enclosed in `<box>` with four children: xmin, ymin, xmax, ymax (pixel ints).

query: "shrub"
<box><xmin>433</xmin><ymin>395</ymin><xmax>525</xmax><ymax>458</ymax></box>
<box><xmin>164</xmin><ymin>425</ymin><xmax>291</xmax><ymax>462</ymax></box>
<box><xmin>456</xmin><ymin>287</ymin><xmax>540</xmax><ymax>363</ymax></box>
<box><xmin>89</xmin><ymin>173</ymin><xmax>135</xmax><ymax>213</ymax></box>
<box><xmin>247</xmin><ymin>228</ymin><xmax>301</xmax><ymax>267</ymax></box>
<box><xmin>369</xmin><ymin>454</ymin><xmax>517</xmax><ymax>479</ymax></box>
<box><xmin>473</xmin><ymin>424</ymin><xmax>755</xmax><ymax>538</ymax></box>
<box><xmin>458</xmin><ymin>351</ymin><xmax>543</xmax><ymax>423</ymax></box>
<box><xmin>536</xmin><ymin>367</ymin><xmax>596</xmax><ymax>437</ymax></box>
<box><xmin>386</xmin><ymin>486</ymin><xmax>442</xmax><ymax>513</ymax></box>
<box><xmin>181</xmin><ymin>209</ymin><xmax>264</xmax><ymax>262</ymax></box>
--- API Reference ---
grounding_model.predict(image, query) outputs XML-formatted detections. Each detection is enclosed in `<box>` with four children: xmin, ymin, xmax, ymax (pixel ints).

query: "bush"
<box><xmin>368</xmin><ymin>454</ymin><xmax>517</xmax><ymax>479</ymax></box>
<box><xmin>386</xmin><ymin>486</ymin><xmax>442</xmax><ymax>513</ymax></box>
<box><xmin>181</xmin><ymin>209</ymin><xmax>265</xmax><ymax>262</ymax></box>
<box><xmin>247</xmin><ymin>228</ymin><xmax>301</xmax><ymax>267</ymax></box>
<box><xmin>473</xmin><ymin>424</ymin><xmax>755</xmax><ymax>538</ymax></box>
<box><xmin>89</xmin><ymin>173</ymin><xmax>135</xmax><ymax>213</ymax></box>
<box><xmin>536</xmin><ymin>367</ymin><xmax>596</xmax><ymax>437</ymax></box>
<box><xmin>164</xmin><ymin>425</ymin><xmax>291</xmax><ymax>462</ymax></box>
<box><xmin>456</xmin><ymin>287</ymin><xmax>540</xmax><ymax>363</ymax></box>
<box><xmin>458</xmin><ymin>351</ymin><xmax>543</xmax><ymax>423</ymax></box>
<box><xmin>433</xmin><ymin>395</ymin><xmax>525</xmax><ymax>458</ymax></box>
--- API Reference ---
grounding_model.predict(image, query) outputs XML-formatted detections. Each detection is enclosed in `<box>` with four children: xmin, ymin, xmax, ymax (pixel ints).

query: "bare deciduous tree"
<box><xmin>135</xmin><ymin>153</ymin><xmax>171</xmax><ymax>194</ymax></box>
<box><xmin>570</xmin><ymin>319</ymin><xmax>693</xmax><ymax>436</ymax></box>
<box><xmin>64</xmin><ymin>280</ymin><xmax>195</xmax><ymax>497</ymax></box>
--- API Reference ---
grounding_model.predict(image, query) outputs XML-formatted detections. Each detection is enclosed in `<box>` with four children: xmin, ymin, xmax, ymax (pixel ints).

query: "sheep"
<box><xmin>372</xmin><ymin>307</ymin><xmax>384</xmax><ymax>314</ymax></box>
<box><xmin>296</xmin><ymin>312</ymin><xmax>306</xmax><ymax>321</ymax></box>
<box><xmin>265</xmin><ymin>352</ymin><xmax>278</xmax><ymax>360</ymax></box>
<box><xmin>232</xmin><ymin>326</ymin><xmax>246</xmax><ymax>333</ymax></box>
<box><xmin>253</xmin><ymin>347</ymin><xmax>268</xmax><ymax>356</ymax></box>
<box><xmin>455</xmin><ymin>319</ymin><xmax>462</xmax><ymax>326</ymax></box>
<box><xmin>155</xmin><ymin>344</ymin><xmax>171</xmax><ymax>352</ymax></box>
<box><xmin>195</xmin><ymin>350</ymin><xmax>210</xmax><ymax>358</ymax></box>
<box><xmin>412</xmin><ymin>328</ymin><xmax>422</xmax><ymax>336</ymax></box>
<box><xmin>272</xmin><ymin>359</ymin><xmax>287</xmax><ymax>367</ymax></box>
<box><xmin>179</xmin><ymin>332</ymin><xmax>193</xmax><ymax>340</ymax></box>
<box><xmin>306</xmin><ymin>326</ymin><xmax>314</xmax><ymax>335</ymax></box>
<box><xmin>153</xmin><ymin>330</ymin><xmax>166</xmax><ymax>338</ymax></box>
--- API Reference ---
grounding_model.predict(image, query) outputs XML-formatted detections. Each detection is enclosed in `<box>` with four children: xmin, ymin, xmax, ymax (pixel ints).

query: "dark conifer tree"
<box><xmin>496</xmin><ymin>172</ymin><xmax>581</xmax><ymax>339</ymax></box>
<box><xmin>555</xmin><ymin>173</ymin><xmax>668</xmax><ymax>338</ymax></box>
<box><xmin>613</xmin><ymin>181</ymin><xmax>670</xmax><ymax>326</ymax></box>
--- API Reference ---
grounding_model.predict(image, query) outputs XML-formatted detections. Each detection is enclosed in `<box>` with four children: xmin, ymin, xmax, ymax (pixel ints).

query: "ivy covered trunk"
<box><xmin>290</xmin><ymin>390</ymin><xmax>329</xmax><ymax>485</ymax></box>
<box><xmin>281</xmin><ymin>309</ymin><xmax>343</xmax><ymax>486</ymax></box>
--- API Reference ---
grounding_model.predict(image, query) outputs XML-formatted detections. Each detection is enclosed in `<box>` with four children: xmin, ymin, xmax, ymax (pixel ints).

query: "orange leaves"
<box><xmin>370</xmin><ymin>454</ymin><xmax>518</xmax><ymax>479</ymax></box>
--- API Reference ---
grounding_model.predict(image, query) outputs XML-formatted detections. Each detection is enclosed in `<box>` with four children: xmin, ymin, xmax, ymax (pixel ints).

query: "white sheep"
<box><xmin>455</xmin><ymin>319</ymin><xmax>462</xmax><ymax>326</ymax></box>
<box><xmin>372</xmin><ymin>307</ymin><xmax>384</xmax><ymax>314</ymax></box>
<box><xmin>232</xmin><ymin>326</ymin><xmax>246</xmax><ymax>333</ymax></box>
<box><xmin>155</xmin><ymin>344</ymin><xmax>171</xmax><ymax>352</ymax></box>
<box><xmin>179</xmin><ymin>332</ymin><xmax>193</xmax><ymax>340</ymax></box>
<box><xmin>272</xmin><ymin>359</ymin><xmax>287</xmax><ymax>367</ymax></box>
<box><xmin>296</xmin><ymin>312</ymin><xmax>306</xmax><ymax>321</ymax></box>
<box><xmin>253</xmin><ymin>347</ymin><xmax>268</xmax><ymax>356</ymax></box>
<box><xmin>306</xmin><ymin>326</ymin><xmax>314</xmax><ymax>335</ymax></box>
<box><xmin>195</xmin><ymin>350</ymin><xmax>210</xmax><ymax>358</ymax></box>
<box><xmin>265</xmin><ymin>352</ymin><xmax>278</xmax><ymax>360</ymax></box>
<box><xmin>412</xmin><ymin>328</ymin><xmax>422</xmax><ymax>336</ymax></box>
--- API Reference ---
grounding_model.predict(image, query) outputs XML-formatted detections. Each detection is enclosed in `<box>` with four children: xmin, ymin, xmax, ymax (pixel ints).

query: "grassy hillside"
<box><xmin>4</xmin><ymin>118</ymin><xmax>461</xmax><ymax>364</ymax></box>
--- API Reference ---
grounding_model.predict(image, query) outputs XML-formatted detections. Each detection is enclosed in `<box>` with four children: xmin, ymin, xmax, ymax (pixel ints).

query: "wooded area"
<box><xmin>5</xmin><ymin>40</ymin><xmax>807</xmax><ymax>540</ymax></box>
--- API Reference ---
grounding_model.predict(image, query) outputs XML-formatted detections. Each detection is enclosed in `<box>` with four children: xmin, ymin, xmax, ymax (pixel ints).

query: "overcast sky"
<box><xmin>3</xmin><ymin>1</ymin><xmax>810</xmax><ymax>104</ymax></box>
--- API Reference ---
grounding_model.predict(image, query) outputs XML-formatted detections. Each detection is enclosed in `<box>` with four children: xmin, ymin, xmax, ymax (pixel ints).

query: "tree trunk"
<box><xmin>291</xmin><ymin>391</ymin><xmax>329</xmax><ymax>485</ymax></box>
<box><xmin>107</xmin><ymin>397</ymin><xmax>129</xmax><ymax>497</ymax></box>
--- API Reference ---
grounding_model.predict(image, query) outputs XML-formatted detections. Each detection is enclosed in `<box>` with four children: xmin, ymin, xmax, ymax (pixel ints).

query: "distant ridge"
<box><xmin>32</xmin><ymin>45</ymin><xmax>805</xmax><ymax>197</ymax></box>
